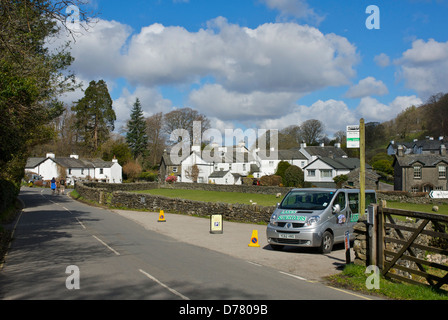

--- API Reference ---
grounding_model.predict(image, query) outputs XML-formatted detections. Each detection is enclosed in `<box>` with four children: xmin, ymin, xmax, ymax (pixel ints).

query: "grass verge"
<box><xmin>133</xmin><ymin>188</ymin><xmax>280</xmax><ymax>207</ymax></box>
<box><xmin>326</xmin><ymin>264</ymin><xmax>448</xmax><ymax>300</ymax></box>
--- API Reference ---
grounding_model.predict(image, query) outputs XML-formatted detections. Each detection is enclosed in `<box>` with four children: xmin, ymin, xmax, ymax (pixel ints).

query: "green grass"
<box><xmin>133</xmin><ymin>188</ymin><xmax>281</xmax><ymax>207</ymax></box>
<box><xmin>385</xmin><ymin>201</ymin><xmax>448</xmax><ymax>215</ymax></box>
<box><xmin>327</xmin><ymin>264</ymin><xmax>448</xmax><ymax>300</ymax></box>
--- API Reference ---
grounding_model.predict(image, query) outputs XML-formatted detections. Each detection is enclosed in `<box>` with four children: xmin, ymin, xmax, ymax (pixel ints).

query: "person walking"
<box><xmin>50</xmin><ymin>177</ymin><xmax>56</xmax><ymax>195</ymax></box>
<box><xmin>59</xmin><ymin>177</ymin><xmax>66</xmax><ymax>195</ymax></box>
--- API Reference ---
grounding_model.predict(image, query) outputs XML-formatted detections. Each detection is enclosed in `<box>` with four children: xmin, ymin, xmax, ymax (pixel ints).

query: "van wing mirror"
<box><xmin>332</xmin><ymin>204</ymin><xmax>341</xmax><ymax>214</ymax></box>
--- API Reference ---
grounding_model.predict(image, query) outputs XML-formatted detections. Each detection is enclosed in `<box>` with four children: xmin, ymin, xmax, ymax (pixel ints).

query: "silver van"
<box><xmin>266</xmin><ymin>188</ymin><xmax>376</xmax><ymax>253</ymax></box>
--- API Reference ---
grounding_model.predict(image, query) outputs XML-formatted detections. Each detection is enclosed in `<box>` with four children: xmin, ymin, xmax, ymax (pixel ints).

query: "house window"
<box><xmin>243</xmin><ymin>164</ymin><xmax>246</xmax><ymax>171</ymax></box>
<box><xmin>320</xmin><ymin>169</ymin><xmax>333</xmax><ymax>178</ymax></box>
<box><xmin>413</xmin><ymin>165</ymin><xmax>422</xmax><ymax>179</ymax></box>
<box><xmin>172</xmin><ymin>167</ymin><xmax>178</xmax><ymax>173</ymax></box>
<box><xmin>438</xmin><ymin>166</ymin><xmax>446</xmax><ymax>178</ymax></box>
<box><xmin>81</xmin><ymin>169</ymin><xmax>84</xmax><ymax>175</ymax></box>
<box><xmin>307</xmin><ymin>170</ymin><xmax>316</xmax><ymax>177</ymax></box>
<box><xmin>100</xmin><ymin>168</ymin><xmax>103</xmax><ymax>174</ymax></box>
<box><xmin>269</xmin><ymin>161</ymin><xmax>274</xmax><ymax>167</ymax></box>
<box><xmin>411</xmin><ymin>186</ymin><xmax>419</xmax><ymax>193</ymax></box>
<box><xmin>68</xmin><ymin>169</ymin><xmax>72</xmax><ymax>175</ymax></box>
<box><xmin>435</xmin><ymin>186</ymin><xmax>444</xmax><ymax>191</ymax></box>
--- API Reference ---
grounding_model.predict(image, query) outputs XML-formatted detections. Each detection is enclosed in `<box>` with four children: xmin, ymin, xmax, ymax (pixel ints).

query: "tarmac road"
<box><xmin>0</xmin><ymin>187</ymin><xmax>378</xmax><ymax>301</ymax></box>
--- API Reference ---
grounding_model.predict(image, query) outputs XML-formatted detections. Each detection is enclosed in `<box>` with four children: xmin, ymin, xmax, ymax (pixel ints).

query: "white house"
<box><xmin>25</xmin><ymin>153</ymin><xmax>122</xmax><ymax>184</ymax></box>
<box><xmin>254</xmin><ymin>149</ymin><xmax>308</xmax><ymax>178</ymax></box>
<box><xmin>303</xmin><ymin>156</ymin><xmax>369</xmax><ymax>187</ymax></box>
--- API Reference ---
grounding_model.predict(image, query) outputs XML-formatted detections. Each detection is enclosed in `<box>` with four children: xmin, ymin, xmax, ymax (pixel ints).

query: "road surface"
<box><xmin>0</xmin><ymin>187</ymin><xmax>378</xmax><ymax>303</ymax></box>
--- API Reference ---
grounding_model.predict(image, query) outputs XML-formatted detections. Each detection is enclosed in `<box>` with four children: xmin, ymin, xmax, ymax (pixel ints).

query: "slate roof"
<box><xmin>301</xmin><ymin>145</ymin><xmax>347</xmax><ymax>158</ymax></box>
<box><xmin>393</xmin><ymin>154</ymin><xmax>448</xmax><ymax>167</ymax></box>
<box><xmin>257</xmin><ymin>149</ymin><xmax>307</xmax><ymax>160</ymax></box>
<box><xmin>304</xmin><ymin>157</ymin><xmax>372</xmax><ymax>170</ymax></box>
<box><xmin>25</xmin><ymin>157</ymin><xmax>115</xmax><ymax>169</ymax></box>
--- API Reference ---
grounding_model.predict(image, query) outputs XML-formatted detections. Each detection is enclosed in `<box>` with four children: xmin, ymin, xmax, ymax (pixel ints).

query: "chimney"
<box><xmin>320</xmin><ymin>143</ymin><xmax>325</xmax><ymax>147</ymax></box>
<box><xmin>429</xmin><ymin>137</ymin><xmax>434</xmax><ymax>140</ymax></box>
<box><xmin>300</xmin><ymin>142</ymin><xmax>307</xmax><ymax>148</ymax></box>
<box><xmin>70</xmin><ymin>154</ymin><xmax>79</xmax><ymax>159</ymax></box>
<box><xmin>46</xmin><ymin>153</ymin><xmax>55</xmax><ymax>159</ymax></box>
<box><xmin>397</xmin><ymin>145</ymin><xmax>404</xmax><ymax>157</ymax></box>
<box><xmin>441</xmin><ymin>144</ymin><xmax>446</xmax><ymax>156</ymax></box>
<box><xmin>112</xmin><ymin>155</ymin><xmax>118</xmax><ymax>163</ymax></box>
<box><xmin>439</xmin><ymin>136</ymin><xmax>444</xmax><ymax>141</ymax></box>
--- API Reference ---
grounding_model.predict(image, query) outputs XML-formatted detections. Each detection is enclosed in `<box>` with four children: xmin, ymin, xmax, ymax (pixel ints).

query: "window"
<box><xmin>100</xmin><ymin>168</ymin><xmax>103</xmax><ymax>174</ymax></box>
<box><xmin>413</xmin><ymin>165</ymin><xmax>422</xmax><ymax>179</ymax></box>
<box><xmin>320</xmin><ymin>169</ymin><xmax>333</xmax><ymax>178</ymax></box>
<box><xmin>439</xmin><ymin>166</ymin><xmax>446</xmax><ymax>179</ymax></box>
<box><xmin>334</xmin><ymin>192</ymin><xmax>346</xmax><ymax>210</ymax></box>
<box><xmin>307</xmin><ymin>169</ymin><xmax>316</xmax><ymax>177</ymax></box>
<box><xmin>411</xmin><ymin>186</ymin><xmax>419</xmax><ymax>193</ymax></box>
<box><xmin>68</xmin><ymin>169</ymin><xmax>72</xmax><ymax>175</ymax></box>
<box><xmin>172</xmin><ymin>167</ymin><xmax>178</xmax><ymax>173</ymax></box>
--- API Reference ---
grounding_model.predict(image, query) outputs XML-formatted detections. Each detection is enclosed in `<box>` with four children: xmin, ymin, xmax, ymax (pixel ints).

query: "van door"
<box><xmin>332</xmin><ymin>190</ymin><xmax>348</xmax><ymax>243</ymax></box>
<box><xmin>347</xmin><ymin>193</ymin><xmax>361</xmax><ymax>237</ymax></box>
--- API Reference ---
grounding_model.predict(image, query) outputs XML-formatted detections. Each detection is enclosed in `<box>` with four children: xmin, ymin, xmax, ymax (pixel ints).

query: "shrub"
<box><xmin>165</xmin><ymin>175</ymin><xmax>177</xmax><ymax>183</ymax></box>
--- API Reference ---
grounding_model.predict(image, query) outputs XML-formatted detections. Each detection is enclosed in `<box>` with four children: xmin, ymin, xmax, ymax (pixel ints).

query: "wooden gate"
<box><xmin>375</xmin><ymin>205</ymin><xmax>448</xmax><ymax>292</ymax></box>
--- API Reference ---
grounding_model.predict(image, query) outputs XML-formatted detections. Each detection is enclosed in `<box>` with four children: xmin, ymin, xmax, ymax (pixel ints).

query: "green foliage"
<box><xmin>333</xmin><ymin>174</ymin><xmax>348</xmax><ymax>188</ymax></box>
<box><xmin>72</xmin><ymin>80</ymin><xmax>116</xmax><ymax>154</ymax></box>
<box><xmin>0</xmin><ymin>0</ymin><xmax>80</xmax><ymax>213</ymax></box>
<box><xmin>275</xmin><ymin>161</ymin><xmax>291</xmax><ymax>185</ymax></box>
<box><xmin>284</xmin><ymin>165</ymin><xmax>304</xmax><ymax>187</ymax></box>
<box><xmin>126</xmin><ymin>98</ymin><xmax>148</xmax><ymax>160</ymax></box>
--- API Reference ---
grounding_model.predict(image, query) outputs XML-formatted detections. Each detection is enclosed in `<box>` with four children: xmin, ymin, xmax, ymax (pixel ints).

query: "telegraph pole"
<box><xmin>359</xmin><ymin>118</ymin><xmax>366</xmax><ymax>216</ymax></box>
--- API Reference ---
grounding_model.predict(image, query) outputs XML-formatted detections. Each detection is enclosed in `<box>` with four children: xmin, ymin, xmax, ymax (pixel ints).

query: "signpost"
<box><xmin>346</xmin><ymin>125</ymin><xmax>360</xmax><ymax>148</ymax></box>
<box><xmin>210</xmin><ymin>214</ymin><xmax>223</xmax><ymax>234</ymax></box>
<box><xmin>430</xmin><ymin>191</ymin><xmax>448</xmax><ymax>199</ymax></box>
<box><xmin>347</xmin><ymin>120</ymin><xmax>366</xmax><ymax>216</ymax></box>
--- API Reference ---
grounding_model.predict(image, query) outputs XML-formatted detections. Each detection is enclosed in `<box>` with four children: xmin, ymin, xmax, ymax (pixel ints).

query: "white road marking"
<box><xmin>278</xmin><ymin>271</ymin><xmax>307</xmax><ymax>281</ymax></box>
<box><xmin>139</xmin><ymin>269</ymin><xmax>190</xmax><ymax>300</ymax></box>
<box><xmin>92</xmin><ymin>235</ymin><xmax>120</xmax><ymax>256</ymax></box>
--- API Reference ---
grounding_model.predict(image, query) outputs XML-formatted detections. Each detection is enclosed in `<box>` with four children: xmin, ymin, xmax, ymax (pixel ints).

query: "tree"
<box><xmin>146</xmin><ymin>112</ymin><xmax>166</xmax><ymax>167</ymax></box>
<box><xmin>163</xmin><ymin>107</ymin><xmax>210</xmax><ymax>145</ymax></box>
<box><xmin>275</xmin><ymin>161</ymin><xmax>291</xmax><ymax>185</ymax></box>
<box><xmin>300</xmin><ymin>119</ymin><xmax>325</xmax><ymax>145</ymax></box>
<box><xmin>0</xmin><ymin>0</ymin><xmax>90</xmax><ymax>212</ymax></box>
<box><xmin>284</xmin><ymin>165</ymin><xmax>304</xmax><ymax>187</ymax></box>
<box><xmin>126</xmin><ymin>98</ymin><xmax>148</xmax><ymax>160</ymax></box>
<box><xmin>72</xmin><ymin>80</ymin><xmax>116</xmax><ymax>155</ymax></box>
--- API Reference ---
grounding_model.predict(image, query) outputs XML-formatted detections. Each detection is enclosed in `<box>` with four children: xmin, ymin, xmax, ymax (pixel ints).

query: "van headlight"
<box><xmin>269</xmin><ymin>213</ymin><xmax>277</xmax><ymax>226</ymax></box>
<box><xmin>306</xmin><ymin>216</ymin><xmax>320</xmax><ymax>226</ymax></box>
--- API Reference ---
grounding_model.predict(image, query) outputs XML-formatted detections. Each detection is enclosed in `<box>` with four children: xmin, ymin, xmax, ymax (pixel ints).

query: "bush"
<box><xmin>284</xmin><ymin>165</ymin><xmax>304</xmax><ymax>187</ymax></box>
<box><xmin>260</xmin><ymin>175</ymin><xmax>282</xmax><ymax>186</ymax></box>
<box><xmin>165</xmin><ymin>175</ymin><xmax>177</xmax><ymax>183</ymax></box>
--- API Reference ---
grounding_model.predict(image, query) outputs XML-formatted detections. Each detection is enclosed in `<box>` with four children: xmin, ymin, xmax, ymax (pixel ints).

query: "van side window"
<box><xmin>334</xmin><ymin>192</ymin><xmax>346</xmax><ymax>209</ymax></box>
<box><xmin>348</xmin><ymin>193</ymin><xmax>359</xmax><ymax>213</ymax></box>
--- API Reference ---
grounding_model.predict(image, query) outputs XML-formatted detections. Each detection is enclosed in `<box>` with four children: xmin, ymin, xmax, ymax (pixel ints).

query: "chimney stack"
<box><xmin>441</xmin><ymin>144</ymin><xmax>446</xmax><ymax>156</ymax></box>
<box><xmin>397</xmin><ymin>145</ymin><xmax>404</xmax><ymax>157</ymax></box>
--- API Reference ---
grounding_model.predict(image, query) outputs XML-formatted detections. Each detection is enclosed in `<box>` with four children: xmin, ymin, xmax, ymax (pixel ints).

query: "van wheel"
<box><xmin>319</xmin><ymin>231</ymin><xmax>333</xmax><ymax>254</ymax></box>
<box><xmin>270</xmin><ymin>244</ymin><xmax>284</xmax><ymax>251</ymax></box>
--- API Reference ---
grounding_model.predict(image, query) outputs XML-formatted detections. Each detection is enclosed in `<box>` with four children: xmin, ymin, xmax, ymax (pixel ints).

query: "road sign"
<box><xmin>210</xmin><ymin>214</ymin><xmax>223</xmax><ymax>234</ymax></box>
<box><xmin>347</xmin><ymin>125</ymin><xmax>360</xmax><ymax>148</ymax></box>
<box><xmin>430</xmin><ymin>191</ymin><xmax>448</xmax><ymax>199</ymax></box>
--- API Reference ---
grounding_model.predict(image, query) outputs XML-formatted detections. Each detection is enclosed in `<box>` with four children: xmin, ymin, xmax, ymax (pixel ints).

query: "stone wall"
<box><xmin>376</xmin><ymin>190</ymin><xmax>448</xmax><ymax>205</ymax></box>
<box><xmin>75</xmin><ymin>182</ymin><xmax>276</xmax><ymax>224</ymax></box>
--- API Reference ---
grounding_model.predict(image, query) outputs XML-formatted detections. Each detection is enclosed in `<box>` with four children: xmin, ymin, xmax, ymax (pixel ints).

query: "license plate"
<box><xmin>279</xmin><ymin>233</ymin><xmax>295</xmax><ymax>239</ymax></box>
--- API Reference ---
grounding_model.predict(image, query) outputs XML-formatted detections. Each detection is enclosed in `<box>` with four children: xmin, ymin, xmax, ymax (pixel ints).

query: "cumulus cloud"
<box><xmin>345</xmin><ymin>77</ymin><xmax>388</xmax><ymax>98</ymax></box>
<box><xmin>60</xmin><ymin>17</ymin><xmax>358</xmax><ymax>95</ymax></box>
<box><xmin>259</xmin><ymin>99</ymin><xmax>357</xmax><ymax>135</ymax></box>
<box><xmin>355</xmin><ymin>95</ymin><xmax>422</xmax><ymax>122</ymax></box>
<box><xmin>374</xmin><ymin>53</ymin><xmax>391</xmax><ymax>67</ymax></box>
<box><xmin>395</xmin><ymin>38</ymin><xmax>448</xmax><ymax>98</ymax></box>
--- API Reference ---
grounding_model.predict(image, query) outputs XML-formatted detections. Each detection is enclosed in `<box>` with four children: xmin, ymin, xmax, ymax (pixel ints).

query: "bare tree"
<box><xmin>184</xmin><ymin>164</ymin><xmax>200</xmax><ymax>183</ymax></box>
<box><xmin>300</xmin><ymin>119</ymin><xmax>325</xmax><ymax>145</ymax></box>
<box><xmin>163</xmin><ymin>107</ymin><xmax>210</xmax><ymax>145</ymax></box>
<box><xmin>146</xmin><ymin>112</ymin><xmax>166</xmax><ymax>167</ymax></box>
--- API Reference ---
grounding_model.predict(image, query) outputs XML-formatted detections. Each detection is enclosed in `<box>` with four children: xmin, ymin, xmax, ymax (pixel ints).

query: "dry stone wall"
<box><xmin>75</xmin><ymin>182</ymin><xmax>276</xmax><ymax>224</ymax></box>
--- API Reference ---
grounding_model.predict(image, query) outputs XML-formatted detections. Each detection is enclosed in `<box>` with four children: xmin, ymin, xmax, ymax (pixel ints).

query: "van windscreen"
<box><xmin>280</xmin><ymin>191</ymin><xmax>335</xmax><ymax>210</ymax></box>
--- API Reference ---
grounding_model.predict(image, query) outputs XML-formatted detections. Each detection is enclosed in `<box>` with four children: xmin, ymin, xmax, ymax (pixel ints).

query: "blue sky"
<box><xmin>58</xmin><ymin>0</ymin><xmax>448</xmax><ymax>137</ymax></box>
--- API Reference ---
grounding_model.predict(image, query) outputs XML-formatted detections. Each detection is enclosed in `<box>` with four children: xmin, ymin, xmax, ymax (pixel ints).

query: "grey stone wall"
<box><xmin>75</xmin><ymin>182</ymin><xmax>276</xmax><ymax>224</ymax></box>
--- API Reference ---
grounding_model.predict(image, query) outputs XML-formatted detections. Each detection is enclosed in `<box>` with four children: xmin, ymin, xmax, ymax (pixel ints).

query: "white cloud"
<box><xmin>355</xmin><ymin>96</ymin><xmax>422</xmax><ymax>122</ymax></box>
<box><xmin>259</xmin><ymin>99</ymin><xmax>356</xmax><ymax>135</ymax></box>
<box><xmin>188</xmin><ymin>84</ymin><xmax>301</xmax><ymax>121</ymax></box>
<box><xmin>374</xmin><ymin>53</ymin><xmax>391</xmax><ymax>67</ymax></box>
<box><xmin>395</xmin><ymin>39</ymin><xmax>448</xmax><ymax>97</ymax></box>
<box><xmin>260</xmin><ymin>0</ymin><xmax>325</xmax><ymax>25</ymax></box>
<box><xmin>345</xmin><ymin>77</ymin><xmax>388</xmax><ymax>98</ymax></box>
<box><xmin>60</xmin><ymin>18</ymin><xmax>358</xmax><ymax>96</ymax></box>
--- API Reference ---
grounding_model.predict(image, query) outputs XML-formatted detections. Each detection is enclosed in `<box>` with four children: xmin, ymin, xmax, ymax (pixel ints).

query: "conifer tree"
<box><xmin>126</xmin><ymin>98</ymin><xmax>148</xmax><ymax>160</ymax></box>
